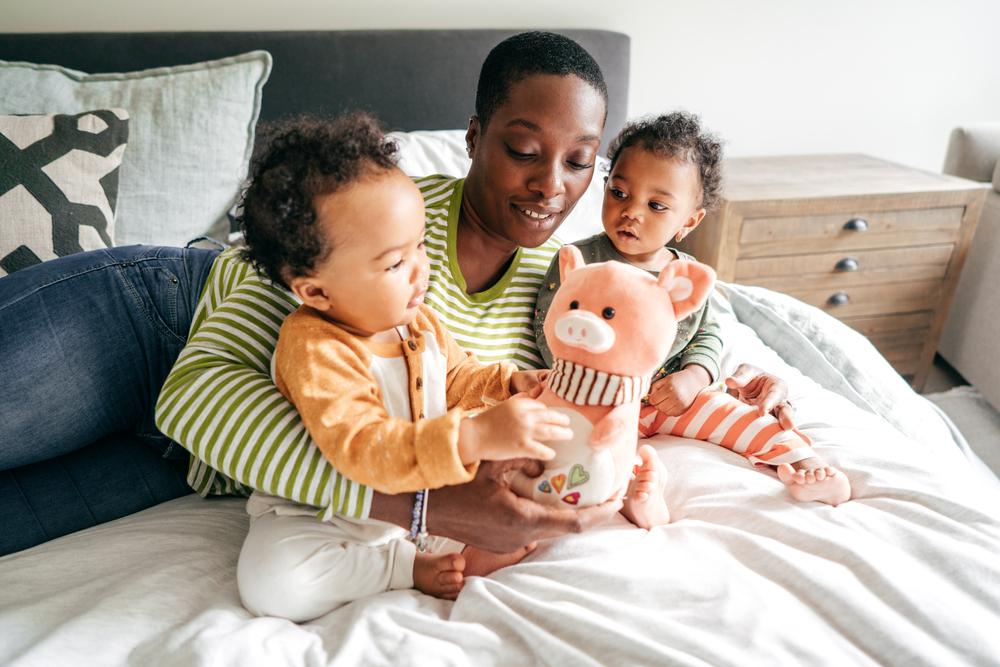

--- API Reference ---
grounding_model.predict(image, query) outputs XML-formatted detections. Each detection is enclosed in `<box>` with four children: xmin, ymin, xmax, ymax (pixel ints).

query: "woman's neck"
<box><xmin>456</xmin><ymin>194</ymin><xmax>518</xmax><ymax>294</ymax></box>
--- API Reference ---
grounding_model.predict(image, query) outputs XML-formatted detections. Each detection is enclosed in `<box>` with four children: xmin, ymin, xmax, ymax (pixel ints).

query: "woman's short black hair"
<box><xmin>474</xmin><ymin>31</ymin><xmax>609</xmax><ymax>129</ymax></box>
<box><xmin>606</xmin><ymin>111</ymin><xmax>724</xmax><ymax>211</ymax></box>
<box><xmin>238</xmin><ymin>112</ymin><xmax>398</xmax><ymax>289</ymax></box>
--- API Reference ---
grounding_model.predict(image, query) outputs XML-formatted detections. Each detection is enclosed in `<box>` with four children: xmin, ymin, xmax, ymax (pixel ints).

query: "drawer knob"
<box><xmin>835</xmin><ymin>257</ymin><xmax>860</xmax><ymax>272</ymax></box>
<box><xmin>827</xmin><ymin>291</ymin><xmax>850</xmax><ymax>306</ymax></box>
<box><xmin>843</xmin><ymin>218</ymin><xmax>869</xmax><ymax>232</ymax></box>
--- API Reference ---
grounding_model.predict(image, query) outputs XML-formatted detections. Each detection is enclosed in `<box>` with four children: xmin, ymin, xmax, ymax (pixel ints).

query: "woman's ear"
<box><xmin>465</xmin><ymin>115</ymin><xmax>481</xmax><ymax>159</ymax></box>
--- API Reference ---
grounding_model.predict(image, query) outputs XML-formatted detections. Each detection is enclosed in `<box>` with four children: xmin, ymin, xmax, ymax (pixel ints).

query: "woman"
<box><xmin>0</xmin><ymin>32</ymin><xmax>791</xmax><ymax>556</ymax></box>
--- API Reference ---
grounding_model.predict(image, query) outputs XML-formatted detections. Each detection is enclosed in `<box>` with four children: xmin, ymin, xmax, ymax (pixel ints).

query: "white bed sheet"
<box><xmin>3</xmin><ymin>295</ymin><xmax>1000</xmax><ymax>667</ymax></box>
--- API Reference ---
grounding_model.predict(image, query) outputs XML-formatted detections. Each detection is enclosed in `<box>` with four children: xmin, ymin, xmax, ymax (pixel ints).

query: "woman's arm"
<box><xmin>370</xmin><ymin>459</ymin><xmax>624</xmax><ymax>553</ymax></box>
<box><xmin>155</xmin><ymin>252</ymin><xmax>372</xmax><ymax>516</ymax></box>
<box><xmin>156</xmin><ymin>251</ymin><xmax>617</xmax><ymax>546</ymax></box>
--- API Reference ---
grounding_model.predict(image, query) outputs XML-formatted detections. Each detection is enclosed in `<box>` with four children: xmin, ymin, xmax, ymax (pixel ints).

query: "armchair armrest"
<box><xmin>943</xmin><ymin>123</ymin><xmax>1000</xmax><ymax>188</ymax></box>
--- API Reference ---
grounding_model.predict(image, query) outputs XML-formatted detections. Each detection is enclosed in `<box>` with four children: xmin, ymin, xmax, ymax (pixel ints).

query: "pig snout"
<box><xmin>554</xmin><ymin>310</ymin><xmax>616</xmax><ymax>353</ymax></box>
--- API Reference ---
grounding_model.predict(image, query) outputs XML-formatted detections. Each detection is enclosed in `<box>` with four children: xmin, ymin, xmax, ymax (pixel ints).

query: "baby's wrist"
<box><xmin>681</xmin><ymin>363</ymin><xmax>712</xmax><ymax>387</ymax></box>
<box><xmin>457</xmin><ymin>416</ymin><xmax>480</xmax><ymax>465</ymax></box>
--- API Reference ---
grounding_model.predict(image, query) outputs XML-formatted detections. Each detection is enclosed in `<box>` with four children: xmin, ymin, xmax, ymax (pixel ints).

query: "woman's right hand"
<box><xmin>458</xmin><ymin>395</ymin><xmax>571</xmax><ymax>464</ymax></box>
<box><xmin>428</xmin><ymin>459</ymin><xmax>624</xmax><ymax>552</ymax></box>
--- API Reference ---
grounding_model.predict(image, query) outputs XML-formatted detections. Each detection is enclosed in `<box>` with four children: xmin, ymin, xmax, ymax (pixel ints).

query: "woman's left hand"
<box><xmin>724</xmin><ymin>363</ymin><xmax>795</xmax><ymax>430</ymax></box>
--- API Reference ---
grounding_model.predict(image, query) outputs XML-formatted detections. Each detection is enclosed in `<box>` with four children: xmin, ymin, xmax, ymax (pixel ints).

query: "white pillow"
<box><xmin>390</xmin><ymin>129</ymin><xmax>606</xmax><ymax>243</ymax></box>
<box><xmin>0</xmin><ymin>52</ymin><xmax>271</xmax><ymax>247</ymax></box>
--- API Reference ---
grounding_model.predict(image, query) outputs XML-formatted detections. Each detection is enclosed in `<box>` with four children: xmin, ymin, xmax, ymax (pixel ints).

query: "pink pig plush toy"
<box><xmin>512</xmin><ymin>245</ymin><xmax>716</xmax><ymax>510</ymax></box>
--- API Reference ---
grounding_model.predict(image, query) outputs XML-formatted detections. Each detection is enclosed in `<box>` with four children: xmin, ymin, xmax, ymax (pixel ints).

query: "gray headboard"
<box><xmin>0</xmin><ymin>30</ymin><xmax>630</xmax><ymax>148</ymax></box>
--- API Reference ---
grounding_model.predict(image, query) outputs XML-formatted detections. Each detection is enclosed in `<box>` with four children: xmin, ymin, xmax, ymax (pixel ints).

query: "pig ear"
<box><xmin>558</xmin><ymin>245</ymin><xmax>586</xmax><ymax>282</ymax></box>
<box><xmin>657</xmin><ymin>260</ymin><xmax>717</xmax><ymax>320</ymax></box>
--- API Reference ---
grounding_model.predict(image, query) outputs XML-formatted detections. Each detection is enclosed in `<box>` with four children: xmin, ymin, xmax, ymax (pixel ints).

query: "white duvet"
<box><xmin>3</xmin><ymin>291</ymin><xmax>1000</xmax><ymax>667</ymax></box>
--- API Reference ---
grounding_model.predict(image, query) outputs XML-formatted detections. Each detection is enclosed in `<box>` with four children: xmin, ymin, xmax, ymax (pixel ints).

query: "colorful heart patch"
<box><xmin>568</xmin><ymin>463</ymin><xmax>590</xmax><ymax>489</ymax></box>
<box><xmin>551</xmin><ymin>474</ymin><xmax>566</xmax><ymax>493</ymax></box>
<box><xmin>561</xmin><ymin>492</ymin><xmax>581</xmax><ymax>505</ymax></box>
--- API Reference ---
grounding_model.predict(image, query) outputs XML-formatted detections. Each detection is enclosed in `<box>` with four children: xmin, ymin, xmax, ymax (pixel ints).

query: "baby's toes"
<box><xmin>635</xmin><ymin>470</ymin><xmax>658</xmax><ymax>486</ymax></box>
<box><xmin>636</xmin><ymin>479</ymin><xmax>657</xmax><ymax>495</ymax></box>
<box><xmin>814</xmin><ymin>468</ymin><xmax>827</xmax><ymax>482</ymax></box>
<box><xmin>438</xmin><ymin>570</ymin><xmax>464</xmax><ymax>588</ymax></box>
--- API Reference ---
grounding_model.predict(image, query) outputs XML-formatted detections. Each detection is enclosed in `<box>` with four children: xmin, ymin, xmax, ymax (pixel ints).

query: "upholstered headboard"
<box><xmin>0</xmin><ymin>29</ymin><xmax>630</xmax><ymax>147</ymax></box>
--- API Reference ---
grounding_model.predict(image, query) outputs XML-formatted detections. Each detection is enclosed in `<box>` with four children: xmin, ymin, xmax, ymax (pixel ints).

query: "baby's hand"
<box><xmin>647</xmin><ymin>366</ymin><xmax>711</xmax><ymax>417</ymax></box>
<box><xmin>724</xmin><ymin>363</ymin><xmax>795</xmax><ymax>429</ymax></box>
<box><xmin>458</xmin><ymin>395</ymin><xmax>571</xmax><ymax>464</ymax></box>
<box><xmin>510</xmin><ymin>369</ymin><xmax>549</xmax><ymax>398</ymax></box>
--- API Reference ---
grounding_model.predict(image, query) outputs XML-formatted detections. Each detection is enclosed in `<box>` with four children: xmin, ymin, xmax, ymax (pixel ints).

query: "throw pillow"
<box><xmin>0</xmin><ymin>109</ymin><xmax>128</xmax><ymax>276</ymax></box>
<box><xmin>0</xmin><ymin>51</ymin><xmax>271</xmax><ymax>247</ymax></box>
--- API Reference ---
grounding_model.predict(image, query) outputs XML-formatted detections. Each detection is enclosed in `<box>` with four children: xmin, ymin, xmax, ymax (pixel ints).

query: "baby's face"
<box><xmin>601</xmin><ymin>146</ymin><xmax>705</xmax><ymax>266</ymax></box>
<box><xmin>294</xmin><ymin>168</ymin><xmax>429</xmax><ymax>336</ymax></box>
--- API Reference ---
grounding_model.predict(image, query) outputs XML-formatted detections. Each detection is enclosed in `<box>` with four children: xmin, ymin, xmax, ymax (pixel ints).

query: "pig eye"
<box><xmin>569</xmin><ymin>300</ymin><xmax>580</xmax><ymax>310</ymax></box>
<box><xmin>602</xmin><ymin>307</ymin><xmax>616</xmax><ymax>320</ymax></box>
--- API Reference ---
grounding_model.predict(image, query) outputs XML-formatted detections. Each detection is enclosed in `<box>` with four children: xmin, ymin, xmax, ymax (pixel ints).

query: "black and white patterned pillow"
<box><xmin>0</xmin><ymin>109</ymin><xmax>129</xmax><ymax>276</ymax></box>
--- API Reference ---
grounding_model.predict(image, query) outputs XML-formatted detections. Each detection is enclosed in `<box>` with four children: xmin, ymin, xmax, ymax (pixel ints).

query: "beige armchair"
<box><xmin>939</xmin><ymin>124</ymin><xmax>1000</xmax><ymax>409</ymax></box>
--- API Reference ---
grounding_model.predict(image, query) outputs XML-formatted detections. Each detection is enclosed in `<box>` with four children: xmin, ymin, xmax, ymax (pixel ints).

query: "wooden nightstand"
<box><xmin>677</xmin><ymin>154</ymin><xmax>987</xmax><ymax>391</ymax></box>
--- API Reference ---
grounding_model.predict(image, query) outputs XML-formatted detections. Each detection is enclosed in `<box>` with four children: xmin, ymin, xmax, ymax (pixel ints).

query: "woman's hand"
<box><xmin>428</xmin><ymin>459</ymin><xmax>624</xmax><ymax>552</ymax></box>
<box><xmin>647</xmin><ymin>365</ymin><xmax>712</xmax><ymax>417</ymax></box>
<box><xmin>510</xmin><ymin>369</ymin><xmax>549</xmax><ymax>397</ymax></box>
<box><xmin>724</xmin><ymin>363</ymin><xmax>795</xmax><ymax>429</ymax></box>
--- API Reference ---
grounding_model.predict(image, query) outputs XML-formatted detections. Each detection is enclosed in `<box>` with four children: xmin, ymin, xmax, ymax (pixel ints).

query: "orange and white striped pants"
<box><xmin>638</xmin><ymin>390</ymin><xmax>816</xmax><ymax>466</ymax></box>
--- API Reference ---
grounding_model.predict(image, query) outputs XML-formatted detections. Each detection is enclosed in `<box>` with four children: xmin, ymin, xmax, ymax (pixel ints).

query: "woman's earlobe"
<box><xmin>465</xmin><ymin>116</ymin><xmax>481</xmax><ymax>159</ymax></box>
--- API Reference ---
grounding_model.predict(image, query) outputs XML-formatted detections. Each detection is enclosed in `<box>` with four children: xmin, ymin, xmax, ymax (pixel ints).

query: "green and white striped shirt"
<box><xmin>155</xmin><ymin>175</ymin><xmax>560</xmax><ymax>520</ymax></box>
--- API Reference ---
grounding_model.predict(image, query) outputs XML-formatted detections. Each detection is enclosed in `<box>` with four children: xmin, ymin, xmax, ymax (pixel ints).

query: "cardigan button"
<box><xmin>418</xmin><ymin>412</ymin><xmax>425</xmax><ymax>419</ymax></box>
<box><xmin>415</xmin><ymin>377</ymin><xmax>423</xmax><ymax>389</ymax></box>
<box><xmin>407</xmin><ymin>340</ymin><xmax>417</xmax><ymax>351</ymax></box>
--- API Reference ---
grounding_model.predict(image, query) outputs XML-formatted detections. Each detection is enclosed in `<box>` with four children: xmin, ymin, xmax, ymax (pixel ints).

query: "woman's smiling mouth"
<box><xmin>513</xmin><ymin>204</ymin><xmax>561</xmax><ymax>228</ymax></box>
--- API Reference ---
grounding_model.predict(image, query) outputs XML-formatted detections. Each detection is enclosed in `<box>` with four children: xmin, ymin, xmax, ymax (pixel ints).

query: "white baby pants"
<box><xmin>237</xmin><ymin>492</ymin><xmax>459</xmax><ymax>622</ymax></box>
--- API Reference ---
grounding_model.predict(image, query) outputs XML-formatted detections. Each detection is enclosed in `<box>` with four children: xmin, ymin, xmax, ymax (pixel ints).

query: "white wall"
<box><xmin>6</xmin><ymin>0</ymin><xmax>999</xmax><ymax>172</ymax></box>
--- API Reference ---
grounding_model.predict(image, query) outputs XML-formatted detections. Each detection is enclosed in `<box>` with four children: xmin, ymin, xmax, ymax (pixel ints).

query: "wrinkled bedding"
<box><xmin>3</xmin><ymin>288</ymin><xmax>999</xmax><ymax>667</ymax></box>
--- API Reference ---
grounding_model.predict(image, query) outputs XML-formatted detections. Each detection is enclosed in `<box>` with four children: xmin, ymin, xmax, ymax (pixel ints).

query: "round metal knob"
<box><xmin>843</xmin><ymin>218</ymin><xmax>869</xmax><ymax>232</ymax></box>
<box><xmin>827</xmin><ymin>291</ymin><xmax>850</xmax><ymax>306</ymax></box>
<box><xmin>835</xmin><ymin>257</ymin><xmax>860</xmax><ymax>272</ymax></box>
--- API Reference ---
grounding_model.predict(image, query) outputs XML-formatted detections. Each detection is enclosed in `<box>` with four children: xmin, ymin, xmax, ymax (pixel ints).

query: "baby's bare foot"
<box><xmin>413</xmin><ymin>551</ymin><xmax>465</xmax><ymax>600</ymax></box>
<box><xmin>777</xmin><ymin>458</ymin><xmax>851</xmax><ymax>506</ymax></box>
<box><xmin>462</xmin><ymin>543</ymin><xmax>537</xmax><ymax>578</ymax></box>
<box><xmin>621</xmin><ymin>444</ymin><xmax>671</xmax><ymax>528</ymax></box>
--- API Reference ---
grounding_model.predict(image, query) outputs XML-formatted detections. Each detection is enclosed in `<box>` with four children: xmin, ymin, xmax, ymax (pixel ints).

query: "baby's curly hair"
<box><xmin>606</xmin><ymin>111</ymin><xmax>723</xmax><ymax>211</ymax></box>
<box><xmin>238</xmin><ymin>112</ymin><xmax>398</xmax><ymax>289</ymax></box>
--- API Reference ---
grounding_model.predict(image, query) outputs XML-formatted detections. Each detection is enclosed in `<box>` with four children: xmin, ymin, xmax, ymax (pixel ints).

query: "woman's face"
<box><xmin>464</xmin><ymin>74</ymin><xmax>606</xmax><ymax>249</ymax></box>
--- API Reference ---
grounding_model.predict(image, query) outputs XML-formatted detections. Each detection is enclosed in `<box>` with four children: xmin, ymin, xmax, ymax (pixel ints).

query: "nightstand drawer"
<box><xmin>738</xmin><ymin>207</ymin><xmax>964</xmax><ymax>258</ymax></box>
<box><xmin>734</xmin><ymin>245</ymin><xmax>953</xmax><ymax>290</ymax></box>
<box><xmin>783</xmin><ymin>279</ymin><xmax>943</xmax><ymax>318</ymax></box>
<box><xmin>841</xmin><ymin>311</ymin><xmax>935</xmax><ymax>337</ymax></box>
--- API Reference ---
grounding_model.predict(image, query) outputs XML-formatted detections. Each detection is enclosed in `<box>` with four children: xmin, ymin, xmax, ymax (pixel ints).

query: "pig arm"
<box><xmin>589</xmin><ymin>403</ymin><xmax>635</xmax><ymax>449</ymax></box>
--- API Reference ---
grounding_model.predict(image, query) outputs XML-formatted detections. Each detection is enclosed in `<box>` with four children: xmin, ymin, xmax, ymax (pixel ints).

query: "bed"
<box><xmin>2</xmin><ymin>29</ymin><xmax>999</xmax><ymax>667</ymax></box>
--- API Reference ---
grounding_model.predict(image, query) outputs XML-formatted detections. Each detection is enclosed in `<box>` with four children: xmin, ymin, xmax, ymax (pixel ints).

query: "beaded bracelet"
<box><xmin>409</xmin><ymin>489</ymin><xmax>430</xmax><ymax>552</ymax></box>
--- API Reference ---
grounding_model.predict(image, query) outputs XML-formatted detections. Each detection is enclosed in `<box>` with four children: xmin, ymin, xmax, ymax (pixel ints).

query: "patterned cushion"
<box><xmin>0</xmin><ymin>109</ymin><xmax>128</xmax><ymax>275</ymax></box>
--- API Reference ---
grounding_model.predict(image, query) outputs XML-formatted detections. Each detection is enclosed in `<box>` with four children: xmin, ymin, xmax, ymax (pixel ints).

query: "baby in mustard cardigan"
<box><xmin>234</xmin><ymin>115</ymin><xmax>572</xmax><ymax>620</ymax></box>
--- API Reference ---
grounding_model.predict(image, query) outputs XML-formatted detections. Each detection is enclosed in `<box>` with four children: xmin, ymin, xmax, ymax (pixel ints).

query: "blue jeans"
<box><xmin>0</xmin><ymin>246</ymin><xmax>218</xmax><ymax>555</ymax></box>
